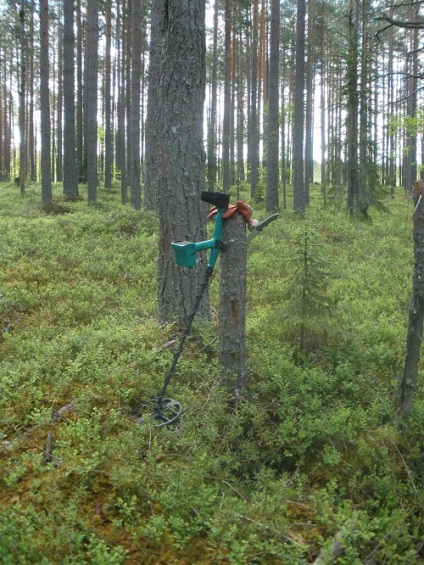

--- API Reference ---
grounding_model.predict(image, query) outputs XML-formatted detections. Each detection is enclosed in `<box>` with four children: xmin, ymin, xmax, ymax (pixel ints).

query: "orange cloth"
<box><xmin>207</xmin><ymin>200</ymin><xmax>253</xmax><ymax>226</ymax></box>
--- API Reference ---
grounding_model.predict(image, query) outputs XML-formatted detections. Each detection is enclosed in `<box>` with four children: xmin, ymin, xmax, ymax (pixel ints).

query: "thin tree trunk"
<box><xmin>86</xmin><ymin>0</ymin><xmax>98</xmax><ymax>202</ymax></box>
<box><xmin>346</xmin><ymin>0</ymin><xmax>359</xmax><ymax>215</ymax></box>
<box><xmin>63</xmin><ymin>0</ymin><xmax>78</xmax><ymax>198</ymax></box>
<box><xmin>104</xmin><ymin>0</ymin><xmax>113</xmax><ymax>189</ymax></box>
<box><xmin>400</xmin><ymin>180</ymin><xmax>424</xmax><ymax>417</ymax></box>
<box><xmin>117</xmin><ymin>0</ymin><xmax>127</xmax><ymax>204</ymax></box>
<box><xmin>0</xmin><ymin>61</ymin><xmax>3</xmax><ymax>180</ymax></box>
<box><xmin>236</xmin><ymin>23</ymin><xmax>245</xmax><ymax>186</ymax></box>
<box><xmin>76</xmin><ymin>0</ymin><xmax>84</xmax><ymax>183</ymax></box>
<box><xmin>39</xmin><ymin>0</ymin><xmax>52</xmax><ymax>204</ymax></box>
<box><xmin>304</xmin><ymin>0</ymin><xmax>314</xmax><ymax>199</ymax></box>
<box><xmin>29</xmin><ymin>0</ymin><xmax>36</xmax><ymax>181</ymax></box>
<box><xmin>266</xmin><ymin>0</ymin><xmax>279</xmax><ymax>212</ymax></box>
<box><xmin>207</xmin><ymin>0</ymin><xmax>219</xmax><ymax>191</ymax></box>
<box><xmin>144</xmin><ymin>0</ymin><xmax>162</xmax><ymax>210</ymax></box>
<box><xmin>19</xmin><ymin>4</ymin><xmax>26</xmax><ymax>195</ymax></box>
<box><xmin>130</xmin><ymin>0</ymin><xmax>141</xmax><ymax>209</ymax></box>
<box><xmin>222</xmin><ymin>0</ymin><xmax>232</xmax><ymax>192</ymax></box>
<box><xmin>249</xmin><ymin>0</ymin><xmax>259</xmax><ymax>198</ymax></box>
<box><xmin>320</xmin><ymin>0</ymin><xmax>326</xmax><ymax>203</ymax></box>
<box><xmin>293</xmin><ymin>0</ymin><xmax>306</xmax><ymax>213</ymax></box>
<box><xmin>56</xmin><ymin>22</ymin><xmax>63</xmax><ymax>183</ymax></box>
<box><xmin>359</xmin><ymin>0</ymin><xmax>369</xmax><ymax>208</ymax></box>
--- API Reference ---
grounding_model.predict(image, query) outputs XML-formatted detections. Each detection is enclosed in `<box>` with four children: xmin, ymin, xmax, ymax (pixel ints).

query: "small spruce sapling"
<box><xmin>281</xmin><ymin>225</ymin><xmax>333</xmax><ymax>362</ymax></box>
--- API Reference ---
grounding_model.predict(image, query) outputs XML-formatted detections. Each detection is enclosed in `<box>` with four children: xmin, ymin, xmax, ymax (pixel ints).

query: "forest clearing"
<box><xmin>0</xmin><ymin>181</ymin><xmax>423</xmax><ymax>563</ymax></box>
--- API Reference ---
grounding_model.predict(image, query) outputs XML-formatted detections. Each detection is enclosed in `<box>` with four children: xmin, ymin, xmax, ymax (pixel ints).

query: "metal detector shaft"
<box><xmin>157</xmin><ymin>265</ymin><xmax>214</xmax><ymax>401</ymax></box>
<box><xmin>132</xmin><ymin>192</ymin><xmax>230</xmax><ymax>426</ymax></box>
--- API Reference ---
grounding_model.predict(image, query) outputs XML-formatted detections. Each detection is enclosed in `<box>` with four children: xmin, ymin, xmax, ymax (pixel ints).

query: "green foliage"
<box><xmin>279</xmin><ymin>224</ymin><xmax>334</xmax><ymax>359</ymax></box>
<box><xmin>0</xmin><ymin>183</ymin><xmax>423</xmax><ymax>563</ymax></box>
<box><xmin>388</xmin><ymin>110</ymin><xmax>424</xmax><ymax>138</ymax></box>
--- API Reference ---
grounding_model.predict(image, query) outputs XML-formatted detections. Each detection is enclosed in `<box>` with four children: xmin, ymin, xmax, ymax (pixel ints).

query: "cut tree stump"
<box><xmin>218</xmin><ymin>211</ymin><xmax>248</xmax><ymax>395</ymax></box>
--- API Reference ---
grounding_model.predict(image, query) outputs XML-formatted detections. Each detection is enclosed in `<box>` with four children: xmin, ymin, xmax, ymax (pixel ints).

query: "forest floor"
<box><xmin>0</xmin><ymin>180</ymin><xmax>423</xmax><ymax>564</ymax></box>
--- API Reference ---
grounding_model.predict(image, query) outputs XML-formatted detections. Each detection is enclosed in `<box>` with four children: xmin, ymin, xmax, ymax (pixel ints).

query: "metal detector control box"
<box><xmin>171</xmin><ymin>192</ymin><xmax>230</xmax><ymax>269</ymax></box>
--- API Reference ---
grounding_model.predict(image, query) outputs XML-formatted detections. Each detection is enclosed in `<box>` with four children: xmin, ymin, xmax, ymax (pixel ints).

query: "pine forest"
<box><xmin>0</xmin><ymin>0</ymin><xmax>423</xmax><ymax>209</ymax></box>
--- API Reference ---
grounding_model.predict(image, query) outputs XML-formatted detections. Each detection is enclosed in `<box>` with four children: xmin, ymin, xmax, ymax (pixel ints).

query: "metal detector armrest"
<box><xmin>171</xmin><ymin>241</ymin><xmax>197</xmax><ymax>267</ymax></box>
<box><xmin>201</xmin><ymin>191</ymin><xmax>230</xmax><ymax>209</ymax></box>
<box><xmin>172</xmin><ymin>194</ymin><xmax>228</xmax><ymax>269</ymax></box>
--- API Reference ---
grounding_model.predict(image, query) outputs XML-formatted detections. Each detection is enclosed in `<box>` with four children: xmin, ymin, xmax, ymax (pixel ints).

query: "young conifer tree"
<box><xmin>282</xmin><ymin>225</ymin><xmax>332</xmax><ymax>361</ymax></box>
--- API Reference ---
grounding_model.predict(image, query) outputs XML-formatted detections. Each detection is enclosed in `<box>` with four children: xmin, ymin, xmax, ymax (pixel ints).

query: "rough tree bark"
<box><xmin>144</xmin><ymin>0</ymin><xmax>164</xmax><ymax>211</ymax></box>
<box><xmin>39</xmin><ymin>0</ymin><xmax>52</xmax><ymax>204</ymax></box>
<box><xmin>86</xmin><ymin>0</ymin><xmax>98</xmax><ymax>202</ymax></box>
<box><xmin>147</xmin><ymin>0</ymin><xmax>209</xmax><ymax>325</ymax></box>
<box><xmin>19</xmin><ymin>3</ymin><xmax>26</xmax><ymax>196</ymax></box>
<box><xmin>207</xmin><ymin>0</ymin><xmax>219</xmax><ymax>192</ymax></box>
<box><xmin>249</xmin><ymin>0</ymin><xmax>259</xmax><ymax>198</ymax></box>
<box><xmin>130</xmin><ymin>0</ymin><xmax>142</xmax><ymax>210</ymax></box>
<box><xmin>293</xmin><ymin>0</ymin><xmax>306</xmax><ymax>213</ymax></box>
<box><xmin>104</xmin><ymin>0</ymin><xmax>113</xmax><ymax>190</ymax></box>
<box><xmin>346</xmin><ymin>0</ymin><xmax>359</xmax><ymax>215</ymax></box>
<box><xmin>222</xmin><ymin>0</ymin><xmax>232</xmax><ymax>192</ymax></box>
<box><xmin>266</xmin><ymin>0</ymin><xmax>280</xmax><ymax>212</ymax></box>
<box><xmin>219</xmin><ymin>213</ymin><xmax>248</xmax><ymax>394</ymax></box>
<box><xmin>63</xmin><ymin>0</ymin><xmax>78</xmax><ymax>198</ymax></box>
<box><xmin>400</xmin><ymin>180</ymin><xmax>424</xmax><ymax>417</ymax></box>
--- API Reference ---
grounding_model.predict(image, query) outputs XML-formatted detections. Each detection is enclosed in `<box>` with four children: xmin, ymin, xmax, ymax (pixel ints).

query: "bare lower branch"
<box><xmin>376</xmin><ymin>11</ymin><xmax>424</xmax><ymax>29</ymax></box>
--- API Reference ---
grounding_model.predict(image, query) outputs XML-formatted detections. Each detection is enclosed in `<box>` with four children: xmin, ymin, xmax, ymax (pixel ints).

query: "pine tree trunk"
<box><xmin>39</xmin><ymin>0</ymin><xmax>52</xmax><ymax>204</ymax></box>
<box><xmin>207</xmin><ymin>0</ymin><xmax>219</xmax><ymax>192</ymax></box>
<box><xmin>249</xmin><ymin>0</ymin><xmax>259</xmax><ymax>198</ymax></box>
<box><xmin>346</xmin><ymin>0</ymin><xmax>359</xmax><ymax>215</ymax></box>
<box><xmin>117</xmin><ymin>0</ymin><xmax>128</xmax><ymax>204</ymax></box>
<box><xmin>76</xmin><ymin>0</ymin><xmax>84</xmax><ymax>183</ymax></box>
<box><xmin>236</xmin><ymin>24</ymin><xmax>245</xmax><ymax>185</ymax></box>
<box><xmin>63</xmin><ymin>0</ymin><xmax>78</xmax><ymax>198</ymax></box>
<box><xmin>130</xmin><ymin>0</ymin><xmax>141</xmax><ymax>210</ymax></box>
<box><xmin>3</xmin><ymin>59</ymin><xmax>11</xmax><ymax>180</ymax></box>
<box><xmin>19</xmin><ymin>3</ymin><xmax>26</xmax><ymax>196</ymax></box>
<box><xmin>400</xmin><ymin>181</ymin><xmax>424</xmax><ymax>417</ymax></box>
<box><xmin>0</xmin><ymin>65</ymin><xmax>3</xmax><ymax>180</ymax></box>
<box><xmin>149</xmin><ymin>0</ymin><xmax>209</xmax><ymax>325</ymax></box>
<box><xmin>56</xmin><ymin>23</ymin><xmax>63</xmax><ymax>183</ymax></box>
<box><xmin>266</xmin><ymin>0</ymin><xmax>280</xmax><ymax>212</ymax></box>
<box><xmin>293</xmin><ymin>0</ymin><xmax>306</xmax><ymax>212</ymax></box>
<box><xmin>86</xmin><ymin>0</ymin><xmax>98</xmax><ymax>202</ymax></box>
<box><xmin>144</xmin><ymin>0</ymin><xmax>163</xmax><ymax>210</ymax></box>
<box><xmin>359</xmin><ymin>0</ymin><xmax>369</xmax><ymax>207</ymax></box>
<box><xmin>29</xmin><ymin>0</ymin><xmax>36</xmax><ymax>181</ymax></box>
<box><xmin>304</xmin><ymin>0</ymin><xmax>314</xmax><ymax>200</ymax></box>
<box><xmin>219</xmin><ymin>212</ymin><xmax>248</xmax><ymax>393</ymax></box>
<box><xmin>104</xmin><ymin>0</ymin><xmax>112</xmax><ymax>190</ymax></box>
<box><xmin>319</xmin><ymin>1</ymin><xmax>326</xmax><ymax>203</ymax></box>
<box><xmin>222</xmin><ymin>0</ymin><xmax>232</xmax><ymax>193</ymax></box>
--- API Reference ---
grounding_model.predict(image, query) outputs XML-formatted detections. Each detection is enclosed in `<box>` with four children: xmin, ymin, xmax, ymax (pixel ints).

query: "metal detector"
<box><xmin>132</xmin><ymin>191</ymin><xmax>230</xmax><ymax>427</ymax></box>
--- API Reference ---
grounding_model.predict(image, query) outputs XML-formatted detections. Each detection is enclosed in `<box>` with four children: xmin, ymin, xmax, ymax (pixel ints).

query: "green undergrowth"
<box><xmin>0</xmin><ymin>182</ymin><xmax>423</xmax><ymax>563</ymax></box>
